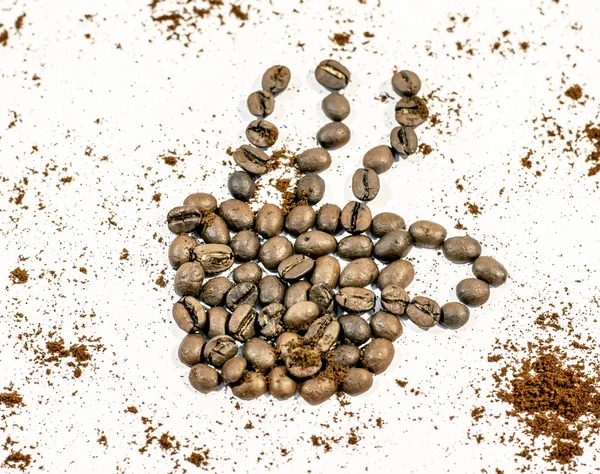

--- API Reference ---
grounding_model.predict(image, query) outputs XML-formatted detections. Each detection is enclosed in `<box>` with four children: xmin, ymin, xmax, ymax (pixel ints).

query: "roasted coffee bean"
<box><xmin>300</xmin><ymin>376</ymin><xmax>337</xmax><ymax>405</ymax></box>
<box><xmin>286</xmin><ymin>346</ymin><xmax>322</xmax><ymax>378</ymax></box>
<box><xmin>183</xmin><ymin>192</ymin><xmax>218</xmax><ymax>213</ymax></box>
<box><xmin>225</xmin><ymin>282</ymin><xmax>258</xmax><ymax>310</ymax></box>
<box><xmin>376</xmin><ymin>259</ymin><xmax>415</xmax><ymax>290</ymax></box>
<box><xmin>380</xmin><ymin>285</ymin><xmax>410</xmax><ymax>315</ymax></box>
<box><xmin>168</xmin><ymin>234</ymin><xmax>197</xmax><ymax>269</ymax></box>
<box><xmin>258</xmin><ymin>276</ymin><xmax>286</xmax><ymax>306</ymax></box>
<box><xmin>340</xmin><ymin>201</ymin><xmax>372</xmax><ymax>234</ymax></box>
<box><xmin>335</xmin><ymin>287</ymin><xmax>376</xmax><ymax>314</ymax></box>
<box><xmin>337</xmin><ymin>235</ymin><xmax>373</xmax><ymax>260</ymax></box>
<box><xmin>472</xmin><ymin>256</ymin><xmax>508</xmax><ymax>287</ymax></box>
<box><xmin>390</xmin><ymin>125</ymin><xmax>418</xmax><ymax>156</ymax></box>
<box><xmin>178</xmin><ymin>333</ymin><xmax>206</xmax><ymax>367</ymax></box>
<box><xmin>315</xmin><ymin>59</ymin><xmax>350</xmax><ymax>90</ymax></box>
<box><xmin>373</xmin><ymin>228</ymin><xmax>414</xmax><ymax>261</ymax></box>
<box><xmin>258</xmin><ymin>236</ymin><xmax>293</xmax><ymax>270</ymax></box>
<box><xmin>362</xmin><ymin>145</ymin><xmax>394</xmax><ymax>174</ymax></box>
<box><xmin>456</xmin><ymin>278</ymin><xmax>490</xmax><ymax>307</ymax></box>
<box><xmin>167</xmin><ymin>205</ymin><xmax>203</xmax><ymax>234</ymax></box>
<box><xmin>221</xmin><ymin>356</ymin><xmax>247</xmax><ymax>385</ymax></box>
<box><xmin>296</xmin><ymin>173</ymin><xmax>326</xmax><ymax>205</ymax></box>
<box><xmin>311</xmin><ymin>255</ymin><xmax>340</xmax><ymax>289</ymax></box>
<box><xmin>330</xmin><ymin>344</ymin><xmax>361</xmax><ymax>367</ymax></box>
<box><xmin>247</xmin><ymin>89</ymin><xmax>275</xmax><ymax>117</ymax></box>
<box><xmin>228</xmin><ymin>304</ymin><xmax>257</xmax><ymax>342</ymax></box>
<box><xmin>395</xmin><ymin>96</ymin><xmax>429</xmax><ymax>127</ymax></box>
<box><xmin>296</xmin><ymin>148</ymin><xmax>332</xmax><ymax>173</ymax></box>
<box><xmin>442</xmin><ymin>236</ymin><xmax>482</xmax><ymax>264</ymax></box>
<box><xmin>246</xmin><ymin>119</ymin><xmax>279</xmax><ymax>148</ymax></box>
<box><xmin>228</xmin><ymin>171</ymin><xmax>255</xmax><ymax>202</ymax></box>
<box><xmin>406</xmin><ymin>296</ymin><xmax>441</xmax><ymax>329</ymax></box>
<box><xmin>304</xmin><ymin>314</ymin><xmax>340</xmax><ymax>352</ymax></box>
<box><xmin>352</xmin><ymin>168</ymin><xmax>380</xmax><ymax>202</ymax></box>
<box><xmin>283</xmin><ymin>301</ymin><xmax>321</xmax><ymax>330</ymax></box>
<box><xmin>308</xmin><ymin>283</ymin><xmax>335</xmax><ymax>314</ymax></box>
<box><xmin>362</xmin><ymin>338</ymin><xmax>395</xmax><ymax>374</ymax></box>
<box><xmin>339</xmin><ymin>258</ymin><xmax>379</xmax><ymax>288</ymax></box>
<box><xmin>219</xmin><ymin>199</ymin><xmax>254</xmax><ymax>232</ymax></box>
<box><xmin>316</xmin><ymin>122</ymin><xmax>351</xmax><ymax>150</ymax></box>
<box><xmin>201</xmin><ymin>215</ymin><xmax>230</xmax><ymax>245</ymax></box>
<box><xmin>173</xmin><ymin>296</ymin><xmax>206</xmax><ymax>333</ymax></box>
<box><xmin>230</xmin><ymin>230</ymin><xmax>260</xmax><ymax>262</ymax></box>
<box><xmin>322</xmin><ymin>92</ymin><xmax>351</xmax><ymax>121</ymax></box>
<box><xmin>200</xmin><ymin>276</ymin><xmax>233</xmax><ymax>307</ymax></box>
<box><xmin>255</xmin><ymin>204</ymin><xmax>284</xmax><ymax>238</ymax></box>
<box><xmin>294</xmin><ymin>230</ymin><xmax>337</xmax><ymax>257</ymax></box>
<box><xmin>174</xmin><ymin>261</ymin><xmax>205</xmax><ymax>296</ymax></box>
<box><xmin>316</xmin><ymin>203</ymin><xmax>341</xmax><ymax>234</ymax></box>
<box><xmin>409</xmin><ymin>220</ymin><xmax>447</xmax><ymax>249</ymax></box>
<box><xmin>268</xmin><ymin>366</ymin><xmax>298</xmax><ymax>400</ymax></box>
<box><xmin>203</xmin><ymin>335</ymin><xmax>238</xmax><ymax>367</ymax></box>
<box><xmin>391</xmin><ymin>70</ymin><xmax>421</xmax><ymax>97</ymax></box>
<box><xmin>257</xmin><ymin>303</ymin><xmax>286</xmax><ymax>339</ymax></box>
<box><xmin>206</xmin><ymin>307</ymin><xmax>229</xmax><ymax>339</ymax></box>
<box><xmin>284</xmin><ymin>205</ymin><xmax>317</xmax><ymax>236</ymax></box>
<box><xmin>339</xmin><ymin>314</ymin><xmax>371</xmax><ymax>345</ymax></box>
<box><xmin>371</xmin><ymin>212</ymin><xmax>406</xmax><ymax>237</ymax></box>
<box><xmin>194</xmin><ymin>244</ymin><xmax>234</xmax><ymax>274</ymax></box>
<box><xmin>242</xmin><ymin>338</ymin><xmax>277</xmax><ymax>372</ymax></box>
<box><xmin>342</xmin><ymin>368</ymin><xmax>373</xmax><ymax>396</ymax></box>
<box><xmin>232</xmin><ymin>145</ymin><xmax>271</xmax><ymax>176</ymax></box>
<box><xmin>276</xmin><ymin>332</ymin><xmax>302</xmax><ymax>359</ymax></box>
<box><xmin>440</xmin><ymin>302</ymin><xmax>470</xmax><ymax>329</ymax></box>
<box><xmin>278</xmin><ymin>255</ymin><xmax>315</xmax><ymax>282</ymax></box>
<box><xmin>370</xmin><ymin>311</ymin><xmax>403</xmax><ymax>341</ymax></box>
<box><xmin>233</xmin><ymin>262</ymin><xmax>262</xmax><ymax>285</ymax></box>
<box><xmin>231</xmin><ymin>372</ymin><xmax>268</xmax><ymax>400</ymax></box>
<box><xmin>189</xmin><ymin>364</ymin><xmax>219</xmax><ymax>393</ymax></box>
<box><xmin>284</xmin><ymin>281</ymin><xmax>311</xmax><ymax>309</ymax></box>
<box><xmin>262</xmin><ymin>65</ymin><xmax>291</xmax><ymax>94</ymax></box>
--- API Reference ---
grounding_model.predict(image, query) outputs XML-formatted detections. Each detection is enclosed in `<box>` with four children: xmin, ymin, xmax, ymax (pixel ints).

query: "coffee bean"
<box><xmin>390</xmin><ymin>125</ymin><xmax>418</xmax><ymax>156</ymax></box>
<box><xmin>304</xmin><ymin>314</ymin><xmax>340</xmax><ymax>352</ymax></box>
<box><xmin>330</xmin><ymin>344</ymin><xmax>361</xmax><ymax>367</ymax></box>
<box><xmin>339</xmin><ymin>258</ymin><xmax>379</xmax><ymax>288</ymax></box>
<box><xmin>219</xmin><ymin>199</ymin><xmax>254</xmax><ymax>231</ymax></box>
<box><xmin>294</xmin><ymin>230</ymin><xmax>337</xmax><ymax>257</ymax></box>
<box><xmin>178</xmin><ymin>333</ymin><xmax>206</xmax><ymax>367</ymax></box>
<box><xmin>247</xmin><ymin>90</ymin><xmax>275</xmax><ymax>117</ymax></box>
<box><xmin>335</xmin><ymin>287</ymin><xmax>375</xmax><ymax>314</ymax></box>
<box><xmin>342</xmin><ymin>368</ymin><xmax>373</xmax><ymax>396</ymax></box>
<box><xmin>316</xmin><ymin>122</ymin><xmax>351</xmax><ymax>150</ymax></box>
<box><xmin>258</xmin><ymin>236</ymin><xmax>293</xmax><ymax>270</ymax></box>
<box><xmin>257</xmin><ymin>303</ymin><xmax>286</xmax><ymax>339</ymax></box>
<box><xmin>221</xmin><ymin>356</ymin><xmax>247</xmax><ymax>384</ymax></box>
<box><xmin>337</xmin><ymin>235</ymin><xmax>373</xmax><ymax>260</ymax></box>
<box><xmin>472</xmin><ymin>256</ymin><xmax>508</xmax><ymax>287</ymax></box>
<box><xmin>339</xmin><ymin>314</ymin><xmax>372</xmax><ymax>345</ymax></box>
<box><xmin>395</xmin><ymin>97</ymin><xmax>429</xmax><ymax>127</ymax></box>
<box><xmin>278</xmin><ymin>255</ymin><xmax>315</xmax><ymax>282</ymax></box>
<box><xmin>268</xmin><ymin>366</ymin><xmax>298</xmax><ymax>400</ymax></box>
<box><xmin>340</xmin><ymin>201</ymin><xmax>372</xmax><ymax>234</ymax></box>
<box><xmin>284</xmin><ymin>205</ymin><xmax>317</xmax><ymax>236</ymax></box>
<box><xmin>311</xmin><ymin>255</ymin><xmax>340</xmax><ymax>288</ymax></box>
<box><xmin>286</xmin><ymin>345</ymin><xmax>322</xmax><ymax>378</ymax></box>
<box><xmin>201</xmin><ymin>215</ymin><xmax>230</xmax><ymax>245</ymax></box>
<box><xmin>296</xmin><ymin>173</ymin><xmax>326</xmax><ymax>205</ymax></box>
<box><xmin>228</xmin><ymin>303</ymin><xmax>257</xmax><ymax>342</ymax></box>
<box><xmin>352</xmin><ymin>168</ymin><xmax>380</xmax><ymax>201</ymax></box>
<box><xmin>189</xmin><ymin>364</ymin><xmax>219</xmax><ymax>393</ymax></box>
<box><xmin>283</xmin><ymin>301</ymin><xmax>320</xmax><ymax>329</ymax></box>
<box><xmin>225</xmin><ymin>282</ymin><xmax>258</xmax><ymax>310</ymax></box>
<box><xmin>183</xmin><ymin>193</ymin><xmax>218</xmax><ymax>213</ymax></box>
<box><xmin>167</xmin><ymin>205</ymin><xmax>203</xmax><ymax>234</ymax></box>
<box><xmin>296</xmin><ymin>148</ymin><xmax>332</xmax><ymax>173</ymax></box>
<box><xmin>315</xmin><ymin>59</ymin><xmax>350</xmax><ymax>90</ymax></box>
<box><xmin>406</xmin><ymin>296</ymin><xmax>441</xmax><ymax>329</ymax></box>
<box><xmin>308</xmin><ymin>283</ymin><xmax>336</xmax><ymax>314</ymax></box>
<box><xmin>456</xmin><ymin>278</ymin><xmax>490</xmax><ymax>307</ymax></box>
<box><xmin>262</xmin><ymin>65</ymin><xmax>291</xmax><ymax>94</ymax></box>
<box><xmin>362</xmin><ymin>145</ymin><xmax>394</xmax><ymax>174</ymax></box>
<box><xmin>174</xmin><ymin>261</ymin><xmax>205</xmax><ymax>296</ymax></box>
<box><xmin>255</xmin><ymin>204</ymin><xmax>284</xmax><ymax>238</ymax></box>
<box><xmin>258</xmin><ymin>276</ymin><xmax>286</xmax><ymax>306</ymax></box>
<box><xmin>380</xmin><ymin>285</ymin><xmax>410</xmax><ymax>315</ymax></box>
<box><xmin>194</xmin><ymin>244</ymin><xmax>234</xmax><ymax>274</ymax></box>
<box><xmin>173</xmin><ymin>296</ymin><xmax>207</xmax><ymax>333</ymax></box>
<box><xmin>242</xmin><ymin>338</ymin><xmax>277</xmax><ymax>372</ymax></box>
<box><xmin>409</xmin><ymin>220</ymin><xmax>447</xmax><ymax>249</ymax></box>
<box><xmin>206</xmin><ymin>307</ymin><xmax>229</xmax><ymax>339</ymax></box>
<box><xmin>322</xmin><ymin>92</ymin><xmax>351</xmax><ymax>121</ymax></box>
<box><xmin>228</xmin><ymin>171</ymin><xmax>255</xmax><ymax>202</ymax></box>
<box><xmin>168</xmin><ymin>234</ymin><xmax>197</xmax><ymax>269</ymax></box>
<box><xmin>371</xmin><ymin>213</ymin><xmax>405</xmax><ymax>238</ymax></box>
<box><xmin>200</xmin><ymin>276</ymin><xmax>233</xmax><ymax>307</ymax></box>
<box><xmin>316</xmin><ymin>203</ymin><xmax>341</xmax><ymax>234</ymax></box>
<box><xmin>440</xmin><ymin>302</ymin><xmax>470</xmax><ymax>330</ymax></box>
<box><xmin>232</xmin><ymin>262</ymin><xmax>262</xmax><ymax>285</ymax></box>
<box><xmin>373</xmin><ymin>228</ymin><xmax>414</xmax><ymax>261</ymax></box>
<box><xmin>231</xmin><ymin>372</ymin><xmax>268</xmax><ymax>400</ymax></box>
<box><xmin>442</xmin><ymin>236</ymin><xmax>482</xmax><ymax>263</ymax></box>
<box><xmin>284</xmin><ymin>281</ymin><xmax>311</xmax><ymax>308</ymax></box>
<box><xmin>370</xmin><ymin>311</ymin><xmax>403</xmax><ymax>341</ymax></box>
<box><xmin>232</xmin><ymin>145</ymin><xmax>271</xmax><ymax>176</ymax></box>
<box><xmin>276</xmin><ymin>332</ymin><xmax>302</xmax><ymax>359</ymax></box>
<box><xmin>300</xmin><ymin>376</ymin><xmax>337</xmax><ymax>405</ymax></box>
<box><xmin>376</xmin><ymin>259</ymin><xmax>415</xmax><ymax>290</ymax></box>
<box><xmin>246</xmin><ymin>119</ymin><xmax>279</xmax><ymax>148</ymax></box>
<box><xmin>203</xmin><ymin>335</ymin><xmax>238</xmax><ymax>367</ymax></box>
<box><xmin>391</xmin><ymin>70</ymin><xmax>421</xmax><ymax>97</ymax></box>
<box><xmin>230</xmin><ymin>230</ymin><xmax>260</xmax><ymax>261</ymax></box>
<box><xmin>362</xmin><ymin>338</ymin><xmax>395</xmax><ymax>374</ymax></box>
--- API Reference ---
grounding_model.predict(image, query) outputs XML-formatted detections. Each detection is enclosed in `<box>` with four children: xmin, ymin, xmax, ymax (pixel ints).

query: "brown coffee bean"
<box><xmin>200</xmin><ymin>276</ymin><xmax>233</xmax><ymax>307</ymax></box>
<box><xmin>337</xmin><ymin>235</ymin><xmax>373</xmax><ymax>260</ymax></box>
<box><xmin>221</xmin><ymin>356</ymin><xmax>247</xmax><ymax>385</ymax></box>
<box><xmin>315</xmin><ymin>59</ymin><xmax>350</xmax><ymax>90</ymax></box>
<box><xmin>247</xmin><ymin>89</ymin><xmax>275</xmax><ymax>117</ymax></box>
<box><xmin>304</xmin><ymin>314</ymin><xmax>340</xmax><ymax>352</ymax></box>
<box><xmin>335</xmin><ymin>287</ymin><xmax>376</xmax><ymax>314</ymax></box>
<box><xmin>391</xmin><ymin>70</ymin><xmax>421</xmax><ymax>97</ymax></box>
<box><xmin>257</xmin><ymin>303</ymin><xmax>286</xmax><ymax>339</ymax></box>
<box><xmin>242</xmin><ymin>338</ymin><xmax>277</xmax><ymax>372</ymax></box>
<box><xmin>296</xmin><ymin>173</ymin><xmax>326</xmax><ymax>205</ymax></box>
<box><xmin>311</xmin><ymin>255</ymin><xmax>340</xmax><ymax>289</ymax></box>
<box><xmin>330</xmin><ymin>344</ymin><xmax>361</xmax><ymax>367</ymax></box>
<box><xmin>456</xmin><ymin>278</ymin><xmax>490</xmax><ymax>307</ymax></box>
<box><xmin>201</xmin><ymin>215</ymin><xmax>230</xmax><ymax>245</ymax></box>
<box><xmin>168</xmin><ymin>234</ymin><xmax>197</xmax><ymax>269</ymax></box>
<box><xmin>322</xmin><ymin>92</ymin><xmax>351</xmax><ymax>121</ymax></box>
<box><xmin>390</xmin><ymin>125</ymin><xmax>418</xmax><ymax>156</ymax></box>
<box><xmin>276</xmin><ymin>332</ymin><xmax>302</xmax><ymax>359</ymax></box>
<box><xmin>472</xmin><ymin>256</ymin><xmax>508</xmax><ymax>287</ymax></box>
<box><xmin>255</xmin><ymin>204</ymin><xmax>284</xmax><ymax>238</ymax></box>
<box><xmin>316</xmin><ymin>122</ymin><xmax>351</xmax><ymax>150</ymax></box>
<box><xmin>206</xmin><ymin>307</ymin><xmax>229</xmax><ymax>339</ymax></box>
<box><xmin>278</xmin><ymin>255</ymin><xmax>315</xmax><ymax>282</ymax></box>
<box><xmin>376</xmin><ymin>259</ymin><xmax>415</xmax><ymax>290</ymax></box>
<box><xmin>284</xmin><ymin>281</ymin><xmax>311</xmax><ymax>309</ymax></box>
<box><xmin>300</xmin><ymin>376</ymin><xmax>337</xmax><ymax>405</ymax></box>
<box><xmin>258</xmin><ymin>276</ymin><xmax>286</xmax><ymax>306</ymax></box>
<box><xmin>440</xmin><ymin>302</ymin><xmax>470</xmax><ymax>330</ymax></box>
<box><xmin>233</xmin><ymin>262</ymin><xmax>262</xmax><ymax>285</ymax></box>
<box><xmin>268</xmin><ymin>366</ymin><xmax>298</xmax><ymax>400</ymax></box>
<box><xmin>352</xmin><ymin>168</ymin><xmax>380</xmax><ymax>202</ymax></box>
<box><xmin>283</xmin><ymin>301</ymin><xmax>321</xmax><ymax>329</ymax></box>
<box><xmin>362</xmin><ymin>338</ymin><xmax>395</xmax><ymax>374</ymax></box>
<box><xmin>231</xmin><ymin>372</ymin><xmax>268</xmax><ymax>400</ymax></box>
<box><xmin>259</xmin><ymin>236</ymin><xmax>294</xmax><ymax>270</ymax></box>
<box><xmin>189</xmin><ymin>364</ymin><xmax>219</xmax><ymax>393</ymax></box>
<box><xmin>371</xmin><ymin>214</ymin><xmax>404</xmax><ymax>239</ymax></box>
<box><xmin>230</xmin><ymin>230</ymin><xmax>260</xmax><ymax>262</ymax></box>
<box><xmin>183</xmin><ymin>193</ymin><xmax>218</xmax><ymax>213</ymax></box>
<box><xmin>381</xmin><ymin>285</ymin><xmax>410</xmax><ymax>315</ymax></box>
<box><xmin>308</xmin><ymin>283</ymin><xmax>336</xmax><ymax>314</ymax></box>
<box><xmin>362</xmin><ymin>145</ymin><xmax>394</xmax><ymax>174</ymax></box>
<box><xmin>339</xmin><ymin>314</ymin><xmax>372</xmax><ymax>345</ymax></box>
<box><xmin>339</xmin><ymin>258</ymin><xmax>379</xmax><ymax>288</ymax></box>
<box><xmin>246</xmin><ymin>119</ymin><xmax>279</xmax><ymax>148</ymax></box>
<box><xmin>285</xmin><ymin>205</ymin><xmax>317</xmax><ymax>236</ymax></box>
<box><xmin>173</xmin><ymin>296</ymin><xmax>206</xmax><ymax>333</ymax></box>
<box><xmin>167</xmin><ymin>205</ymin><xmax>203</xmax><ymax>234</ymax></box>
<box><xmin>219</xmin><ymin>199</ymin><xmax>254</xmax><ymax>231</ymax></box>
<box><xmin>294</xmin><ymin>230</ymin><xmax>337</xmax><ymax>257</ymax></box>
<box><xmin>442</xmin><ymin>236</ymin><xmax>482</xmax><ymax>263</ymax></box>
<box><xmin>174</xmin><ymin>261</ymin><xmax>205</xmax><ymax>297</ymax></box>
<box><xmin>194</xmin><ymin>244</ymin><xmax>234</xmax><ymax>274</ymax></box>
<box><xmin>373</xmin><ymin>228</ymin><xmax>414</xmax><ymax>261</ymax></box>
<box><xmin>406</xmin><ymin>296</ymin><xmax>441</xmax><ymax>329</ymax></box>
<box><xmin>228</xmin><ymin>170</ymin><xmax>255</xmax><ymax>202</ymax></box>
<box><xmin>225</xmin><ymin>282</ymin><xmax>258</xmax><ymax>311</ymax></box>
<box><xmin>342</xmin><ymin>368</ymin><xmax>373</xmax><ymax>396</ymax></box>
<box><xmin>395</xmin><ymin>96</ymin><xmax>429</xmax><ymax>127</ymax></box>
<box><xmin>296</xmin><ymin>148</ymin><xmax>332</xmax><ymax>173</ymax></box>
<box><xmin>340</xmin><ymin>201</ymin><xmax>372</xmax><ymax>234</ymax></box>
<box><xmin>203</xmin><ymin>335</ymin><xmax>238</xmax><ymax>367</ymax></box>
<box><xmin>232</xmin><ymin>145</ymin><xmax>271</xmax><ymax>176</ymax></box>
<box><xmin>370</xmin><ymin>311</ymin><xmax>403</xmax><ymax>341</ymax></box>
<box><xmin>316</xmin><ymin>203</ymin><xmax>341</xmax><ymax>234</ymax></box>
<box><xmin>262</xmin><ymin>65</ymin><xmax>291</xmax><ymax>94</ymax></box>
<box><xmin>409</xmin><ymin>220</ymin><xmax>447</xmax><ymax>249</ymax></box>
<box><xmin>228</xmin><ymin>303</ymin><xmax>257</xmax><ymax>342</ymax></box>
<box><xmin>178</xmin><ymin>333</ymin><xmax>206</xmax><ymax>367</ymax></box>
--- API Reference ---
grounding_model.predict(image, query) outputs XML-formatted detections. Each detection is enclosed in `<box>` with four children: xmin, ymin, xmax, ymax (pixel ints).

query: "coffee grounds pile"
<box><xmin>581</xmin><ymin>122</ymin><xmax>600</xmax><ymax>176</ymax></box>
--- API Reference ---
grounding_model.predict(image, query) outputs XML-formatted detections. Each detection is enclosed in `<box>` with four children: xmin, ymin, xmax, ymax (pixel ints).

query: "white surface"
<box><xmin>1</xmin><ymin>0</ymin><xmax>600</xmax><ymax>472</ymax></box>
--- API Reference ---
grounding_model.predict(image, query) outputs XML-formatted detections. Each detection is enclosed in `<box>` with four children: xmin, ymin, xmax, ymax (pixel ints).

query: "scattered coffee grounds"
<box><xmin>564</xmin><ymin>84</ymin><xmax>582</xmax><ymax>101</ymax></box>
<box><xmin>0</xmin><ymin>391</ymin><xmax>24</xmax><ymax>409</ymax></box>
<box><xmin>331</xmin><ymin>32</ymin><xmax>352</xmax><ymax>47</ymax></box>
<box><xmin>419</xmin><ymin>143</ymin><xmax>432</xmax><ymax>155</ymax></box>
<box><xmin>395</xmin><ymin>379</ymin><xmax>408</xmax><ymax>387</ymax></box>
<box><xmin>186</xmin><ymin>448</ymin><xmax>210</xmax><ymax>468</ymax></box>
<box><xmin>15</xmin><ymin>13</ymin><xmax>25</xmax><ymax>31</ymax></box>
<box><xmin>3</xmin><ymin>451</ymin><xmax>32</xmax><ymax>470</ymax></box>
<box><xmin>0</xmin><ymin>30</ymin><xmax>8</xmax><ymax>47</ymax></box>
<box><xmin>230</xmin><ymin>4</ymin><xmax>249</xmax><ymax>21</ymax></box>
<box><xmin>580</xmin><ymin>122</ymin><xmax>600</xmax><ymax>176</ymax></box>
<box><xmin>9</xmin><ymin>268</ymin><xmax>29</xmax><ymax>284</ymax></box>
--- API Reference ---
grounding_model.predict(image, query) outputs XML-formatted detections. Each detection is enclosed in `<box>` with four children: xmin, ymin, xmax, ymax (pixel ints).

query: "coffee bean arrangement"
<box><xmin>166</xmin><ymin>63</ymin><xmax>508</xmax><ymax>404</ymax></box>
